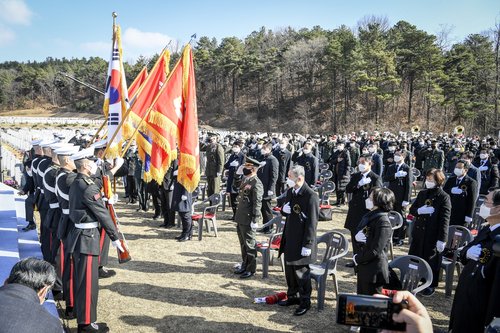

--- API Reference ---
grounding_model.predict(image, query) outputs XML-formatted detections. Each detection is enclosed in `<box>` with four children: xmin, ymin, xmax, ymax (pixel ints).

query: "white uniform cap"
<box><xmin>40</xmin><ymin>139</ymin><xmax>59</xmax><ymax>148</ymax></box>
<box><xmin>70</xmin><ymin>147</ymin><xmax>96</xmax><ymax>161</ymax></box>
<box><xmin>54</xmin><ymin>145</ymin><xmax>80</xmax><ymax>156</ymax></box>
<box><xmin>31</xmin><ymin>139</ymin><xmax>43</xmax><ymax>146</ymax></box>
<box><xmin>49</xmin><ymin>142</ymin><xmax>71</xmax><ymax>150</ymax></box>
<box><xmin>91</xmin><ymin>140</ymin><xmax>108</xmax><ymax>149</ymax></box>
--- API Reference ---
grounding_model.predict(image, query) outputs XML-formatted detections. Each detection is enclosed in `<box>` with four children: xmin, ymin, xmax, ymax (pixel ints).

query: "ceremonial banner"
<box><xmin>123</xmin><ymin>67</ymin><xmax>148</xmax><ymax>140</ymax></box>
<box><xmin>103</xmin><ymin>25</ymin><xmax>129</xmax><ymax>158</ymax></box>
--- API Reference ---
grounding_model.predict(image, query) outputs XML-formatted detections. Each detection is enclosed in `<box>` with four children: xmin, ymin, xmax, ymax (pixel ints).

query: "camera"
<box><xmin>336</xmin><ymin>294</ymin><xmax>408</xmax><ymax>331</ymax></box>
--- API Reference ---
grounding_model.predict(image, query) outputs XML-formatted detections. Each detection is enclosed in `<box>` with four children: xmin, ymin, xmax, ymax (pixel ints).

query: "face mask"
<box><xmin>337</xmin><ymin>145</ymin><xmax>344</xmax><ymax>151</ymax></box>
<box><xmin>257</xmin><ymin>144</ymin><xmax>262</xmax><ymax>149</ymax></box>
<box><xmin>89</xmin><ymin>162</ymin><xmax>98</xmax><ymax>175</ymax></box>
<box><xmin>368</xmin><ymin>147</ymin><xmax>375</xmax><ymax>153</ymax></box>
<box><xmin>26</xmin><ymin>169</ymin><xmax>32</xmax><ymax>177</ymax></box>
<box><xmin>394</xmin><ymin>155</ymin><xmax>402</xmax><ymax>163</ymax></box>
<box><xmin>362</xmin><ymin>150</ymin><xmax>368</xmax><ymax>154</ymax></box>
<box><xmin>388</xmin><ymin>147</ymin><xmax>396</xmax><ymax>152</ymax></box>
<box><xmin>280</xmin><ymin>144</ymin><xmax>287</xmax><ymax>149</ymax></box>
<box><xmin>303</xmin><ymin>149</ymin><xmax>311</xmax><ymax>154</ymax></box>
<box><xmin>286</xmin><ymin>178</ymin><xmax>296</xmax><ymax>188</ymax></box>
<box><xmin>358</xmin><ymin>164</ymin><xmax>367</xmax><ymax>172</ymax></box>
<box><xmin>454</xmin><ymin>168</ymin><xmax>464</xmax><ymax>177</ymax></box>
<box><xmin>232</xmin><ymin>147</ymin><xmax>240</xmax><ymax>153</ymax></box>
<box><xmin>130</xmin><ymin>147</ymin><xmax>137</xmax><ymax>153</ymax></box>
<box><xmin>425</xmin><ymin>180</ymin><xmax>436</xmax><ymax>189</ymax></box>
<box><xmin>242</xmin><ymin>168</ymin><xmax>252</xmax><ymax>176</ymax></box>
<box><xmin>365</xmin><ymin>198</ymin><xmax>374</xmax><ymax>210</ymax></box>
<box><xmin>454</xmin><ymin>147</ymin><xmax>460</xmax><ymax>152</ymax></box>
<box><xmin>261</xmin><ymin>149</ymin><xmax>269</xmax><ymax>156</ymax></box>
<box><xmin>480</xmin><ymin>154</ymin><xmax>488</xmax><ymax>160</ymax></box>
<box><xmin>479</xmin><ymin>204</ymin><xmax>491</xmax><ymax>219</ymax></box>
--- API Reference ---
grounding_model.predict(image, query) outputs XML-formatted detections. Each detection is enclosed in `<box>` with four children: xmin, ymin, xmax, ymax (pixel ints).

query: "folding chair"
<box><xmin>191</xmin><ymin>193</ymin><xmax>222</xmax><ymax>241</ymax></box>
<box><xmin>389</xmin><ymin>255</ymin><xmax>433</xmax><ymax>295</ymax></box>
<box><xmin>256</xmin><ymin>216</ymin><xmax>286</xmax><ymax>278</ymax></box>
<box><xmin>387</xmin><ymin>211</ymin><xmax>404</xmax><ymax>261</ymax></box>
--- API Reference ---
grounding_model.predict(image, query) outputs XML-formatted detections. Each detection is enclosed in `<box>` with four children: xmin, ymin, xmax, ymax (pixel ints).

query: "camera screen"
<box><xmin>342</xmin><ymin>295</ymin><xmax>390</xmax><ymax>327</ymax></box>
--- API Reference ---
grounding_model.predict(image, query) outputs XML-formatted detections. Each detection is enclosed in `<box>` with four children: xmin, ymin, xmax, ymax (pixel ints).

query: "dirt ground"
<box><xmin>58</xmin><ymin>188</ymin><xmax>454</xmax><ymax>333</ymax></box>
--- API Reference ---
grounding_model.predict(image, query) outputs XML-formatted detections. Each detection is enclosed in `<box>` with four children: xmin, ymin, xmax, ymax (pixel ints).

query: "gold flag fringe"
<box><xmin>178</xmin><ymin>152</ymin><xmax>200</xmax><ymax>193</ymax></box>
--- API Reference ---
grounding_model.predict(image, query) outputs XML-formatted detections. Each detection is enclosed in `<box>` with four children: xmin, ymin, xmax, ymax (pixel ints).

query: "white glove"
<box><xmin>451</xmin><ymin>187</ymin><xmax>463</xmax><ymax>195</ymax></box>
<box><xmin>114</xmin><ymin>157</ymin><xmax>124</xmax><ymax>168</ymax></box>
<box><xmin>181</xmin><ymin>195</ymin><xmax>187</xmax><ymax>201</ymax></box>
<box><xmin>466</xmin><ymin>244</ymin><xmax>482</xmax><ymax>261</ymax></box>
<box><xmin>107</xmin><ymin>196</ymin><xmax>116</xmax><ymax>205</ymax></box>
<box><xmin>465</xmin><ymin>216</ymin><xmax>472</xmax><ymax>223</ymax></box>
<box><xmin>230</xmin><ymin>160</ymin><xmax>239</xmax><ymax>167</ymax></box>
<box><xmin>217</xmin><ymin>172</ymin><xmax>222</xmax><ymax>177</ymax></box>
<box><xmin>250</xmin><ymin>222</ymin><xmax>258</xmax><ymax>230</ymax></box>
<box><xmin>260</xmin><ymin>161</ymin><xmax>266</xmax><ymax>167</ymax></box>
<box><xmin>417</xmin><ymin>206</ymin><xmax>435</xmax><ymax>215</ymax></box>
<box><xmin>402</xmin><ymin>201</ymin><xmax>410</xmax><ymax>207</ymax></box>
<box><xmin>297</xmin><ymin>148</ymin><xmax>303</xmax><ymax>156</ymax></box>
<box><xmin>395</xmin><ymin>171</ymin><xmax>407</xmax><ymax>177</ymax></box>
<box><xmin>173</xmin><ymin>170</ymin><xmax>178</xmax><ymax>176</ymax></box>
<box><xmin>358</xmin><ymin>177</ymin><xmax>371</xmax><ymax>187</ymax></box>
<box><xmin>355</xmin><ymin>230</ymin><xmax>367</xmax><ymax>243</ymax></box>
<box><xmin>267</xmin><ymin>190</ymin><xmax>273</xmax><ymax>196</ymax></box>
<box><xmin>301</xmin><ymin>247</ymin><xmax>311</xmax><ymax>256</ymax></box>
<box><xmin>479</xmin><ymin>166</ymin><xmax>488</xmax><ymax>172</ymax></box>
<box><xmin>436</xmin><ymin>240</ymin><xmax>446</xmax><ymax>253</ymax></box>
<box><xmin>236</xmin><ymin>165</ymin><xmax>244</xmax><ymax>175</ymax></box>
<box><xmin>112</xmin><ymin>239</ymin><xmax>125</xmax><ymax>253</ymax></box>
<box><xmin>282</xmin><ymin>202</ymin><xmax>291</xmax><ymax>214</ymax></box>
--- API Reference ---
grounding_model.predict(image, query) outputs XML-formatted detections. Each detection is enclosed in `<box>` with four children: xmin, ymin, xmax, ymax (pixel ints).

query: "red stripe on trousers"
<box><xmin>85</xmin><ymin>255</ymin><xmax>93</xmax><ymax>324</ymax></box>
<box><xmin>60</xmin><ymin>241</ymin><xmax>64</xmax><ymax>276</ymax></box>
<box><xmin>99</xmin><ymin>229</ymin><xmax>105</xmax><ymax>265</ymax></box>
<box><xmin>69</xmin><ymin>257</ymin><xmax>74</xmax><ymax>307</ymax></box>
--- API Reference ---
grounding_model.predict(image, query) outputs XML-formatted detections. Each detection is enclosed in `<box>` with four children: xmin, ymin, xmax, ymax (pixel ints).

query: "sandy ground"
<box><xmin>55</xmin><ymin>188</ymin><xmax>454</xmax><ymax>333</ymax></box>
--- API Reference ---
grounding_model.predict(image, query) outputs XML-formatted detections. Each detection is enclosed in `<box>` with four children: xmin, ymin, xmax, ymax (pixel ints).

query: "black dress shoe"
<box><xmin>278</xmin><ymin>297</ymin><xmax>300</xmax><ymax>306</ymax></box>
<box><xmin>345</xmin><ymin>261</ymin><xmax>355</xmax><ymax>268</ymax></box>
<box><xmin>178</xmin><ymin>235</ymin><xmax>192</xmax><ymax>242</ymax></box>
<box><xmin>22</xmin><ymin>223</ymin><xmax>36</xmax><ymax>231</ymax></box>
<box><xmin>234</xmin><ymin>267</ymin><xmax>246</xmax><ymax>275</ymax></box>
<box><xmin>239</xmin><ymin>271</ymin><xmax>255</xmax><ymax>279</ymax></box>
<box><xmin>98</xmin><ymin>267</ymin><xmax>116</xmax><ymax>279</ymax></box>
<box><xmin>175</xmin><ymin>234</ymin><xmax>185</xmax><ymax>240</ymax></box>
<box><xmin>420</xmin><ymin>287</ymin><xmax>435</xmax><ymax>297</ymax></box>
<box><xmin>64</xmin><ymin>307</ymin><xmax>76</xmax><ymax>320</ymax></box>
<box><xmin>165</xmin><ymin>224</ymin><xmax>176</xmax><ymax>229</ymax></box>
<box><xmin>78</xmin><ymin>322</ymin><xmax>109</xmax><ymax>333</ymax></box>
<box><xmin>294</xmin><ymin>305</ymin><xmax>311</xmax><ymax>316</ymax></box>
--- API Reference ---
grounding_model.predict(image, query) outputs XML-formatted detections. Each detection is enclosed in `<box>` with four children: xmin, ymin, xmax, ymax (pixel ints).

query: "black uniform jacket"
<box><xmin>443</xmin><ymin>175</ymin><xmax>478</xmax><ymax>225</ymax></box>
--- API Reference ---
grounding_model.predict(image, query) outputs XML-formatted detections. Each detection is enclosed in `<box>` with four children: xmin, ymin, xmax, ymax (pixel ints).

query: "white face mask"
<box><xmin>303</xmin><ymin>149</ymin><xmax>311</xmax><ymax>154</ymax></box>
<box><xmin>425</xmin><ymin>180</ymin><xmax>436</xmax><ymax>189</ymax></box>
<box><xmin>232</xmin><ymin>147</ymin><xmax>240</xmax><ymax>153</ymax></box>
<box><xmin>261</xmin><ymin>149</ymin><xmax>268</xmax><ymax>155</ymax></box>
<box><xmin>454</xmin><ymin>168</ymin><xmax>464</xmax><ymax>177</ymax></box>
<box><xmin>394</xmin><ymin>155</ymin><xmax>402</xmax><ymax>163</ymax></box>
<box><xmin>89</xmin><ymin>162</ymin><xmax>98</xmax><ymax>175</ymax></box>
<box><xmin>388</xmin><ymin>147</ymin><xmax>396</xmax><ymax>152</ymax></box>
<box><xmin>479</xmin><ymin>204</ymin><xmax>491</xmax><ymax>219</ymax></box>
<box><xmin>365</xmin><ymin>197</ymin><xmax>374</xmax><ymax>210</ymax></box>
<box><xmin>337</xmin><ymin>145</ymin><xmax>344</xmax><ymax>151</ymax></box>
<box><xmin>480</xmin><ymin>153</ymin><xmax>488</xmax><ymax>160</ymax></box>
<box><xmin>358</xmin><ymin>164</ymin><xmax>367</xmax><ymax>172</ymax></box>
<box><xmin>286</xmin><ymin>178</ymin><xmax>296</xmax><ymax>188</ymax></box>
<box><xmin>368</xmin><ymin>147</ymin><xmax>375</xmax><ymax>153</ymax></box>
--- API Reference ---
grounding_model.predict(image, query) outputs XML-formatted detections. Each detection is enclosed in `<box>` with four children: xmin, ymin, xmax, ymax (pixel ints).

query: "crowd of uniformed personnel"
<box><xmin>16</xmin><ymin>128</ymin><xmax>500</xmax><ymax>332</ymax></box>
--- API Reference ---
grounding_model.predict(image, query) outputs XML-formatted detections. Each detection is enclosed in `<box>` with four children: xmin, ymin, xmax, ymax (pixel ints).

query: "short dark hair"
<box><xmin>359</xmin><ymin>154</ymin><xmax>372</xmax><ymax>163</ymax></box>
<box><xmin>371</xmin><ymin>187</ymin><xmax>395</xmax><ymax>212</ymax></box>
<box><xmin>426</xmin><ymin>168</ymin><xmax>446</xmax><ymax>186</ymax></box>
<box><xmin>456</xmin><ymin>159</ymin><xmax>470</xmax><ymax>169</ymax></box>
<box><xmin>6</xmin><ymin>258</ymin><xmax>56</xmax><ymax>292</ymax></box>
<box><xmin>491</xmin><ymin>189</ymin><xmax>500</xmax><ymax>205</ymax></box>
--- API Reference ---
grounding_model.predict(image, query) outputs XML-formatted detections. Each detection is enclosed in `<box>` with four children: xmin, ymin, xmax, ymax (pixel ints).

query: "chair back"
<box><xmin>444</xmin><ymin>225</ymin><xmax>473</xmax><ymax>261</ymax></box>
<box><xmin>389</xmin><ymin>255</ymin><xmax>433</xmax><ymax>294</ymax></box>
<box><xmin>388</xmin><ymin>211</ymin><xmax>404</xmax><ymax>230</ymax></box>
<box><xmin>315</xmin><ymin>231</ymin><xmax>349</xmax><ymax>271</ymax></box>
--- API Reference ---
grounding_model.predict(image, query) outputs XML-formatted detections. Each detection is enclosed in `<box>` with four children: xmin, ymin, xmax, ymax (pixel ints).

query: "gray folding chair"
<box><xmin>256</xmin><ymin>216</ymin><xmax>285</xmax><ymax>278</ymax></box>
<box><xmin>310</xmin><ymin>231</ymin><xmax>349</xmax><ymax>311</ymax></box>
<box><xmin>389</xmin><ymin>255</ymin><xmax>433</xmax><ymax>295</ymax></box>
<box><xmin>191</xmin><ymin>193</ymin><xmax>222</xmax><ymax>241</ymax></box>
<box><xmin>387</xmin><ymin>211</ymin><xmax>404</xmax><ymax>261</ymax></box>
<box><xmin>319</xmin><ymin>180</ymin><xmax>336</xmax><ymax>205</ymax></box>
<box><xmin>319</xmin><ymin>163</ymin><xmax>329</xmax><ymax>171</ymax></box>
<box><xmin>440</xmin><ymin>225</ymin><xmax>473</xmax><ymax>296</ymax></box>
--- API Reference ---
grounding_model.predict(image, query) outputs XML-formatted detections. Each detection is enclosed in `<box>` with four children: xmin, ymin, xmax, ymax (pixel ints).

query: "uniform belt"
<box><xmin>62</xmin><ymin>209</ymin><xmax>69</xmax><ymax>215</ymax></box>
<box><xmin>74</xmin><ymin>222</ymin><xmax>99</xmax><ymax>229</ymax></box>
<box><xmin>49</xmin><ymin>203</ymin><xmax>59</xmax><ymax>209</ymax></box>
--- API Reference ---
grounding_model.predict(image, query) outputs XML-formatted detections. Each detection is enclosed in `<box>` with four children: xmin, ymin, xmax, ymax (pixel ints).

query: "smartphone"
<box><xmin>336</xmin><ymin>293</ymin><xmax>407</xmax><ymax>331</ymax></box>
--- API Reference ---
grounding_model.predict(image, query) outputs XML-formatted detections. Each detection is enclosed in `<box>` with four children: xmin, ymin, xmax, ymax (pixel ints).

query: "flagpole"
<box><xmin>144</xmin><ymin>40</ymin><xmax>172</xmax><ymax>69</ymax></box>
<box><xmin>90</xmin><ymin>119</ymin><xmax>107</xmax><ymax>144</ymax></box>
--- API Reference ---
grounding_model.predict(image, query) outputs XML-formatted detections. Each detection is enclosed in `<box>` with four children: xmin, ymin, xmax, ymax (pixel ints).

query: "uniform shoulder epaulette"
<box><xmin>84</xmin><ymin>177</ymin><xmax>94</xmax><ymax>185</ymax></box>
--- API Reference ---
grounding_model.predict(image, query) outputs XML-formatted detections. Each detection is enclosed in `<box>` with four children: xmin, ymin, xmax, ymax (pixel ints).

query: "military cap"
<box><xmin>70</xmin><ymin>147</ymin><xmax>97</xmax><ymax>161</ymax></box>
<box><xmin>31</xmin><ymin>139</ymin><xmax>42</xmax><ymax>146</ymax></box>
<box><xmin>40</xmin><ymin>139</ymin><xmax>59</xmax><ymax>148</ymax></box>
<box><xmin>91</xmin><ymin>140</ymin><xmax>108</xmax><ymax>149</ymax></box>
<box><xmin>244</xmin><ymin>156</ymin><xmax>261</xmax><ymax>168</ymax></box>
<box><xmin>54</xmin><ymin>145</ymin><xmax>80</xmax><ymax>156</ymax></box>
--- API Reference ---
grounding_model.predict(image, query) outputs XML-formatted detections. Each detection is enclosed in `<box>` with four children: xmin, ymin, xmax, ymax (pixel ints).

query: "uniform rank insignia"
<box><xmin>84</xmin><ymin>178</ymin><xmax>94</xmax><ymax>185</ymax></box>
<box><xmin>293</xmin><ymin>204</ymin><xmax>301</xmax><ymax>214</ymax></box>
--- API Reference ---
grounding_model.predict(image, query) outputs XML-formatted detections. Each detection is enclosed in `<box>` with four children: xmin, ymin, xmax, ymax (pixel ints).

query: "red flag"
<box><xmin>129</xmin><ymin>67</ymin><xmax>148</xmax><ymax>99</ymax></box>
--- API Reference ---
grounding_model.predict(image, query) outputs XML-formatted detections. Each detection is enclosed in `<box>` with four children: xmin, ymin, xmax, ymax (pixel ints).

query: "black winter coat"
<box><xmin>443</xmin><ymin>175</ymin><xmax>478</xmax><ymax>226</ymax></box>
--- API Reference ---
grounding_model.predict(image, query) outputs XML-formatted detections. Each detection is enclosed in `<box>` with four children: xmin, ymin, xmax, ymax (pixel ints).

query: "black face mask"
<box><xmin>243</xmin><ymin>168</ymin><xmax>252</xmax><ymax>176</ymax></box>
<box><xmin>431</xmin><ymin>145</ymin><xmax>437</xmax><ymax>149</ymax></box>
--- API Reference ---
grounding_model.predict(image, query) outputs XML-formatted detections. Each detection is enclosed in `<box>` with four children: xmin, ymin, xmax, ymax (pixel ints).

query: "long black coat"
<box><xmin>355</xmin><ymin>210</ymin><xmax>392</xmax><ymax>292</ymax></box>
<box><xmin>371</xmin><ymin>153</ymin><xmax>383</xmax><ymax>176</ymax></box>
<box><xmin>279</xmin><ymin>183</ymin><xmax>319</xmax><ymax>265</ymax></box>
<box><xmin>273</xmin><ymin>148</ymin><xmax>292</xmax><ymax>183</ymax></box>
<box><xmin>257</xmin><ymin>153</ymin><xmax>279</xmax><ymax>199</ymax></box>
<box><xmin>329</xmin><ymin>149</ymin><xmax>351</xmax><ymax>192</ymax></box>
<box><xmin>223</xmin><ymin>152</ymin><xmax>245</xmax><ymax>193</ymax></box>
<box><xmin>443</xmin><ymin>175</ymin><xmax>478</xmax><ymax>226</ymax></box>
<box><xmin>383</xmin><ymin>163</ymin><xmax>412</xmax><ymax>212</ymax></box>
<box><xmin>449</xmin><ymin>225</ymin><xmax>500</xmax><ymax>333</ymax></box>
<box><xmin>473</xmin><ymin>159</ymin><xmax>500</xmax><ymax>194</ymax></box>
<box><xmin>293</xmin><ymin>153</ymin><xmax>319</xmax><ymax>187</ymax></box>
<box><xmin>344</xmin><ymin>171</ymin><xmax>383</xmax><ymax>232</ymax></box>
<box><xmin>171</xmin><ymin>180</ymin><xmax>193</xmax><ymax>213</ymax></box>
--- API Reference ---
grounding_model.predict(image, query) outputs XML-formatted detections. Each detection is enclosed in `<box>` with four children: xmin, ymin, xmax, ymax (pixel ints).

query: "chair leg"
<box><xmin>389</xmin><ymin>242</ymin><xmax>394</xmax><ymax>261</ymax></box>
<box><xmin>197</xmin><ymin>219</ymin><xmax>203</xmax><ymax>241</ymax></box>
<box><xmin>445</xmin><ymin>266</ymin><xmax>454</xmax><ymax>297</ymax></box>
<box><xmin>212</xmin><ymin>218</ymin><xmax>218</xmax><ymax>237</ymax></box>
<box><xmin>317</xmin><ymin>276</ymin><xmax>326</xmax><ymax>311</ymax></box>
<box><xmin>262</xmin><ymin>249</ymin><xmax>269</xmax><ymax>278</ymax></box>
<box><xmin>280</xmin><ymin>255</ymin><xmax>285</xmax><ymax>272</ymax></box>
<box><xmin>331</xmin><ymin>274</ymin><xmax>339</xmax><ymax>300</ymax></box>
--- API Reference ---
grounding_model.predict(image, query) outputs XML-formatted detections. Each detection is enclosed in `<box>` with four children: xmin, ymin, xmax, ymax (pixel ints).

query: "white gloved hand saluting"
<box><xmin>395</xmin><ymin>171</ymin><xmax>407</xmax><ymax>178</ymax></box>
<box><xmin>402</xmin><ymin>201</ymin><xmax>410</xmax><ymax>207</ymax></box>
<box><xmin>114</xmin><ymin>157</ymin><xmax>124</xmax><ymax>168</ymax></box>
<box><xmin>417</xmin><ymin>206</ymin><xmax>435</xmax><ymax>215</ymax></box>
<box><xmin>230</xmin><ymin>160</ymin><xmax>239</xmax><ymax>167</ymax></box>
<box><xmin>355</xmin><ymin>230</ymin><xmax>367</xmax><ymax>243</ymax></box>
<box><xmin>236</xmin><ymin>165</ymin><xmax>244</xmax><ymax>175</ymax></box>
<box><xmin>466</xmin><ymin>244</ymin><xmax>482</xmax><ymax>261</ymax></box>
<box><xmin>478</xmin><ymin>166</ymin><xmax>488</xmax><ymax>172</ymax></box>
<box><xmin>358</xmin><ymin>177</ymin><xmax>371</xmax><ymax>187</ymax></box>
<box><xmin>436</xmin><ymin>240</ymin><xmax>446</xmax><ymax>253</ymax></box>
<box><xmin>112</xmin><ymin>239</ymin><xmax>125</xmax><ymax>253</ymax></box>
<box><xmin>181</xmin><ymin>195</ymin><xmax>187</xmax><ymax>201</ymax></box>
<box><xmin>173</xmin><ymin>170</ymin><xmax>178</xmax><ymax>176</ymax></box>
<box><xmin>451</xmin><ymin>187</ymin><xmax>463</xmax><ymax>195</ymax></box>
<box><xmin>301</xmin><ymin>247</ymin><xmax>311</xmax><ymax>257</ymax></box>
<box><xmin>282</xmin><ymin>202</ymin><xmax>291</xmax><ymax>214</ymax></box>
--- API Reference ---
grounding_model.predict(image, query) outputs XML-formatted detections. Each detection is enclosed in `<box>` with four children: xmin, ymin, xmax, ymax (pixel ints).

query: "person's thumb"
<box><xmin>392</xmin><ymin>308</ymin><xmax>420</xmax><ymax>324</ymax></box>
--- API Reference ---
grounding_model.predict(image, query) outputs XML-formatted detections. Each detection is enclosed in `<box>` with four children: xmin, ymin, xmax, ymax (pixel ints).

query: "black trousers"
<box><xmin>61</xmin><ymin>238</ymin><xmax>75</xmax><ymax>309</ymax></box>
<box><xmin>126</xmin><ymin>175</ymin><xmax>137</xmax><ymax>202</ymax></box>
<box><xmin>230</xmin><ymin>193</ymin><xmax>238</xmax><ymax>215</ymax></box>
<box><xmin>74</xmin><ymin>250</ymin><xmax>99</xmax><ymax>325</ymax></box>
<box><xmin>148</xmin><ymin>181</ymin><xmax>162</xmax><ymax>217</ymax></box>
<box><xmin>350</xmin><ymin>229</ymin><xmax>362</xmax><ymax>256</ymax></box>
<box><xmin>284</xmin><ymin>261</ymin><xmax>312</xmax><ymax>307</ymax></box>
<box><xmin>98</xmin><ymin>228</ymin><xmax>110</xmax><ymax>267</ymax></box>
<box><xmin>236</xmin><ymin>223</ymin><xmax>256</xmax><ymax>273</ymax></box>
<box><xmin>25</xmin><ymin>193</ymin><xmax>35</xmax><ymax>223</ymax></box>
<box><xmin>336</xmin><ymin>190</ymin><xmax>346</xmax><ymax>204</ymax></box>
<box><xmin>276</xmin><ymin>180</ymin><xmax>285</xmax><ymax>196</ymax></box>
<box><xmin>137</xmin><ymin>179</ymin><xmax>148</xmax><ymax>211</ymax></box>
<box><xmin>261</xmin><ymin>199</ymin><xmax>274</xmax><ymax>224</ymax></box>
<box><xmin>160</xmin><ymin>189</ymin><xmax>175</xmax><ymax>226</ymax></box>
<box><xmin>178</xmin><ymin>211</ymin><xmax>193</xmax><ymax>235</ymax></box>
